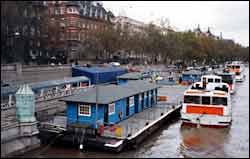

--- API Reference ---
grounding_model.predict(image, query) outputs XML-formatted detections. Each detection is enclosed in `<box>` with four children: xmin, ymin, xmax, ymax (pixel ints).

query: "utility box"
<box><xmin>15</xmin><ymin>84</ymin><xmax>36</xmax><ymax>122</ymax></box>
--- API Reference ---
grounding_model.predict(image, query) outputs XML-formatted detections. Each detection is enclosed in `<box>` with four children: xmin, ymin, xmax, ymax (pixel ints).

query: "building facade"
<box><xmin>1</xmin><ymin>1</ymin><xmax>49</xmax><ymax>64</ymax></box>
<box><xmin>47</xmin><ymin>1</ymin><xmax>114</xmax><ymax>62</ymax></box>
<box><xmin>113</xmin><ymin>16</ymin><xmax>146</xmax><ymax>35</ymax></box>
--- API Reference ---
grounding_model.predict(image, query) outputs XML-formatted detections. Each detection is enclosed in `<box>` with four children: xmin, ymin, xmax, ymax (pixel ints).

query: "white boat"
<box><xmin>181</xmin><ymin>75</ymin><xmax>232</xmax><ymax>128</ymax></box>
<box><xmin>226</xmin><ymin>61</ymin><xmax>245</xmax><ymax>82</ymax></box>
<box><xmin>215</xmin><ymin>70</ymin><xmax>236</xmax><ymax>94</ymax></box>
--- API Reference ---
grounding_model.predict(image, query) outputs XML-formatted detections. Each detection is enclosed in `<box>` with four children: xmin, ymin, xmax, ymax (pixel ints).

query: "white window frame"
<box><xmin>109</xmin><ymin>103</ymin><xmax>115</xmax><ymax>115</ymax></box>
<box><xmin>78</xmin><ymin>104</ymin><xmax>91</xmax><ymax>116</ymax></box>
<box><xmin>129</xmin><ymin>96</ymin><xmax>134</xmax><ymax>107</ymax></box>
<box><xmin>140</xmin><ymin>93</ymin><xmax>143</xmax><ymax>101</ymax></box>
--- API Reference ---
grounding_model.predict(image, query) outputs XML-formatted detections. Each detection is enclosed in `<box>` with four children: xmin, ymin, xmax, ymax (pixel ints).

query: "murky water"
<box><xmin>21</xmin><ymin>67</ymin><xmax>249</xmax><ymax>158</ymax></box>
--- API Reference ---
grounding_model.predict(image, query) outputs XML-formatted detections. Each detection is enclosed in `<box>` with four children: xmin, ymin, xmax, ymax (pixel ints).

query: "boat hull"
<box><xmin>235</xmin><ymin>75</ymin><xmax>245</xmax><ymax>82</ymax></box>
<box><xmin>181</xmin><ymin>122</ymin><xmax>230</xmax><ymax>128</ymax></box>
<box><xmin>181</xmin><ymin>112</ymin><xmax>232</xmax><ymax>127</ymax></box>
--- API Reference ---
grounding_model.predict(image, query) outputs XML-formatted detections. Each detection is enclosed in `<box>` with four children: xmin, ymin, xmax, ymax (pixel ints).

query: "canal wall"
<box><xmin>1</xmin><ymin>64</ymin><xmax>72</xmax><ymax>86</ymax></box>
<box><xmin>1</xmin><ymin>121</ymin><xmax>40</xmax><ymax>158</ymax></box>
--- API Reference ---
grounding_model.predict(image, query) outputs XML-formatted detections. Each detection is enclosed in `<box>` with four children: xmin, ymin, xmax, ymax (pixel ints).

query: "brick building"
<box><xmin>47</xmin><ymin>1</ymin><xmax>114</xmax><ymax>62</ymax></box>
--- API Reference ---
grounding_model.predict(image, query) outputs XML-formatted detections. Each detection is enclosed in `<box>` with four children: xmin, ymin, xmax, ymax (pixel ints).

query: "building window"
<box><xmin>55</xmin><ymin>8</ymin><xmax>59</xmax><ymax>15</ymax></box>
<box><xmin>60</xmin><ymin>22</ymin><xmax>65</xmax><ymax>27</ymax></box>
<box><xmin>109</xmin><ymin>103</ymin><xmax>115</xmax><ymax>115</ymax></box>
<box><xmin>68</xmin><ymin>8</ymin><xmax>73</xmax><ymax>13</ymax></box>
<box><xmin>37</xmin><ymin>30</ymin><xmax>40</xmax><ymax>37</ymax></box>
<box><xmin>82</xmin><ymin>23</ymin><xmax>86</xmax><ymax>28</ymax></box>
<box><xmin>30</xmin><ymin>27</ymin><xmax>35</xmax><ymax>36</ymax></box>
<box><xmin>29</xmin><ymin>40</ymin><xmax>33</xmax><ymax>47</ymax></box>
<box><xmin>60</xmin><ymin>8</ymin><xmax>64</xmax><ymax>14</ymax></box>
<box><xmin>23</xmin><ymin>9</ymin><xmax>27</xmax><ymax>17</ymax></box>
<box><xmin>60</xmin><ymin>32</ymin><xmax>65</xmax><ymax>40</ymax></box>
<box><xmin>129</xmin><ymin>96</ymin><xmax>134</xmax><ymax>107</ymax></box>
<box><xmin>78</xmin><ymin>104</ymin><xmax>91</xmax><ymax>116</ymax></box>
<box><xmin>23</xmin><ymin>25</ymin><xmax>27</xmax><ymax>36</ymax></box>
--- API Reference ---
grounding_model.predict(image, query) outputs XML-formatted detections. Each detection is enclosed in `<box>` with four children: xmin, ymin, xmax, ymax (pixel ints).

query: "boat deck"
<box><xmin>102</xmin><ymin>103</ymin><xmax>178</xmax><ymax>139</ymax></box>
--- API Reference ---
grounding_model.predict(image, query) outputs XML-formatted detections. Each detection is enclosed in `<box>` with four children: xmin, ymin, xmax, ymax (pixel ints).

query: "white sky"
<box><xmin>103</xmin><ymin>1</ymin><xmax>249</xmax><ymax>47</ymax></box>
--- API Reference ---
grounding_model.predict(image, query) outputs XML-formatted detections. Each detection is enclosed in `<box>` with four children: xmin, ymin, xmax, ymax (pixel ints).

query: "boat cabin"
<box><xmin>215</xmin><ymin>71</ymin><xmax>236</xmax><ymax>93</ymax></box>
<box><xmin>181</xmin><ymin>70</ymin><xmax>203</xmax><ymax>85</ymax></box>
<box><xmin>61</xmin><ymin>80</ymin><xmax>160</xmax><ymax>129</ymax></box>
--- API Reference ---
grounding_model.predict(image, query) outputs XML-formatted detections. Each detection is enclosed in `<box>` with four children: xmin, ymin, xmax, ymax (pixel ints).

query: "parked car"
<box><xmin>110</xmin><ymin>62</ymin><xmax>121</xmax><ymax>66</ymax></box>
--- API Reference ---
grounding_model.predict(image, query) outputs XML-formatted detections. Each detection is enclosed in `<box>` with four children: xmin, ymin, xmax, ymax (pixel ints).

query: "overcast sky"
<box><xmin>103</xmin><ymin>1</ymin><xmax>249</xmax><ymax>47</ymax></box>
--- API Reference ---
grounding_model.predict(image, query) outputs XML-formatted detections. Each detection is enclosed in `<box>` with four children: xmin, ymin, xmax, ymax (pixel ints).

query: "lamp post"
<box><xmin>13</xmin><ymin>31</ymin><xmax>22</xmax><ymax>63</ymax></box>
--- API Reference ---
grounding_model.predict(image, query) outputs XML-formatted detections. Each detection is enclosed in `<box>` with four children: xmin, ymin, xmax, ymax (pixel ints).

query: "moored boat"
<box><xmin>226</xmin><ymin>61</ymin><xmax>245</xmax><ymax>82</ymax></box>
<box><xmin>181</xmin><ymin>77</ymin><xmax>232</xmax><ymax>128</ymax></box>
<box><xmin>215</xmin><ymin>69</ymin><xmax>236</xmax><ymax>94</ymax></box>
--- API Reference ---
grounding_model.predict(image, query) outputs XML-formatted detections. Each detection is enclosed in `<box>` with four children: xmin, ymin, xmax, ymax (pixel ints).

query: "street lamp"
<box><xmin>13</xmin><ymin>31</ymin><xmax>22</xmax><ymax>63</ymax></box>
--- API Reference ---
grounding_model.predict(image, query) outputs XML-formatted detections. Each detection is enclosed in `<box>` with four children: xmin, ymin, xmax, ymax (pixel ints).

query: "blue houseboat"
<box><xmin>117</xmin><ymin>72</ymin><xmax>151</xmax><ymax>85</ymax></box>
<box><xmin>61</xmin><ymin>80</ymin><xmax>160</xmax><ymax>129</ymax></box>
<box><xmin>72</xmin><ymin>66</ymin><xmax>127</xmax><ymax>84</ymax></box>
<box><xmin>181</xmin><ymin>70</ymin><xmax>203</xmax><ymax>85</ymax></box>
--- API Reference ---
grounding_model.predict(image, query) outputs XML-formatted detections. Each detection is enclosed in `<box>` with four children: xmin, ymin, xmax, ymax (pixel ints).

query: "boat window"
<box><xmin>184</xmin><ymin>95</ymin><xmax>200</xmax><ymax>104</ymax></box>
<box><xmin>79</xmin><ymin>104</ymin><xmax>91</xmax><ymax>116</ymax></box>
<box><xmin>108</xmin><ymin>103</ymin><xmax>115</xmax><ymax>115</ymax></box>
<box><xmin>208</xmin><ymin>78</ymin><xmax>213</xmax><ymax>83</ymax></box>
<box><xmin>129</xmin><ymin>96</ymin><xmax>134</xmax><ymax>107</ymax></box>
<box><xmin>221</xmin><ymin>75</ymin><xmax>233</xmax><ymax>84</ymax></box>
<box><xmin>235</xmin><ymin>66</ymin><xmax>240</xmax><ymax>69</ymax></box>
<box><xmin>236</xmin><ymin>72</ymin><xmax>240</xmax><ymax>75</ymax></box>
<box><xmin>215</xmin><ymin>78</ymin><xmax>221</xmax><ymax>83</ymax></box>
<box><xmin>212</xmin><ymin>97</ymin><xmax>227</xmax><ymax>106</ymax></box>
<box><xmin>202</xmin><ymin>96</ymin><xmax>210</xmax><ymax>104</ymax></box>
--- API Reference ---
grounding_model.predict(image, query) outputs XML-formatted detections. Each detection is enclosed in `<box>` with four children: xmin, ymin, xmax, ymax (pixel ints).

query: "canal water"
<box><xmin>21</xmin><ymin>67</ymin><xmax>249</xmax><ymax>158</ymax></box>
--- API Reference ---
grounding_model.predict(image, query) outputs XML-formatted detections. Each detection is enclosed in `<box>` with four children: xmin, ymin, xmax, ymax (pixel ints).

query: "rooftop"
<box><xmin>117</xmin><ymin>72</ymin><xmax>144</xmax><ymax>80</ymax></box>
<box><xmin>73</xmin><ymin>66</ymin><xmax>127</xmax><ymax>74</ymax></box>
<box><xmin>61</xmin><ymin>80</ymin><xmax>160</xmax><ymax>104</ymax></box>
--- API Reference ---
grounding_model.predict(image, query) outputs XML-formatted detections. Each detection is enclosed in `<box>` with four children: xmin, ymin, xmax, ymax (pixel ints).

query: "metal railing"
<box><xmin>1</xmin><ymin>86</ymin><xmax>90</xmax><ymax>111</ymax></box>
